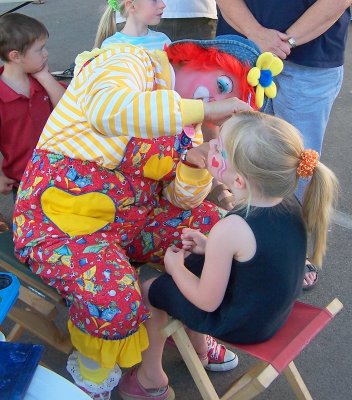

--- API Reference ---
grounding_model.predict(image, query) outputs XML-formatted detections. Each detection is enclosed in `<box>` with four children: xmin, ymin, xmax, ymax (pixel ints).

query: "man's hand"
<box><xmin>0</xmin><ymin>175</ymin><xmax>16</xmax><ymax>194</ymax></box>
<box><xmin>203</xmin><ymin>97</ymin><xmax>252</xmax><ymax>125</ymax></box>
<box><xmin>250</xmin><ymin>28</ymin><xmax>291</xmax><ymax>59</ymax></box>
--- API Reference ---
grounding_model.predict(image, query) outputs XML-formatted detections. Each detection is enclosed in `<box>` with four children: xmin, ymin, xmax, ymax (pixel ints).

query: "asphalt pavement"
<box><xmin>0</xmin><ymin>1</ymin><xmax>351</xmax><ymax>399</ymax></box>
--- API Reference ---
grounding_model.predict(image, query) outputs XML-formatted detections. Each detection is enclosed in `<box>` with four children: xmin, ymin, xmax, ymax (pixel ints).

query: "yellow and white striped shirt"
<box><xmin>39</xmin><ymin>45</ymin><xmax>212</xmax><ymax>209</ymax></box>
<box><xmin>39</xmin><ymin>45</ymin><xmax>204</xmax><ymax>170</ymax></box>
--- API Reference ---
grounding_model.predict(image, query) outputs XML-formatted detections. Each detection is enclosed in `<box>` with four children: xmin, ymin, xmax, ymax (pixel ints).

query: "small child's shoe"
<box><xmin>166</xmin><ymin>335</ymin><xmax>238</xmax><ymax>372</ymax></box>
<box><xmin>203</xmin><ymin>335</ymin><xmax>238</xmax><ymax>372</ymax></box>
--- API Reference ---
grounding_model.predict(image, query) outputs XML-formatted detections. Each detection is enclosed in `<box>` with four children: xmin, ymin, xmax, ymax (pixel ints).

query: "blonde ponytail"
<box><xmin>94</xmin><ymin>6</ymin><xmax>117</xmax><ymax>48</ymax></box>
<box><xmin>302</xmin><ymin>162</ymin><xmax>338</xmax><ymax>266</ymax></box>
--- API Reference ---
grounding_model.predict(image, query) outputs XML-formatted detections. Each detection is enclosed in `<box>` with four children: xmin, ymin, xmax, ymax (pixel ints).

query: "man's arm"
<box><xmin>285</xmin><ymin>0</ymin><xmax>351</xmax><ymax>47</ymax></box>
<box><xmin>216</xmin><ymin>0</ymin><xmax>291</xmax><ymax>59</ymax></box>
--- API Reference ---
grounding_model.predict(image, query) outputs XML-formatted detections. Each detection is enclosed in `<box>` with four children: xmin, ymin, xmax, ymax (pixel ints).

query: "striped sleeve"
<box><xmin>162</xmin><ymin>164</ymin><xmax>213</xmax><ymax>210</ymax></box>
<box><xmin>77</xmin><ymin>54</ymin><xmax>200</xmax><ymax>139</ymax></box>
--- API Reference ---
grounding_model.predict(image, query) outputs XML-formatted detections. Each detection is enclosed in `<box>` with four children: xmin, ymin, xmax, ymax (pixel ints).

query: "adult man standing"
<box><xmin>216</xmin><ymin>0</ymin><xmax>351</xmax><ymax>289</ymax></box>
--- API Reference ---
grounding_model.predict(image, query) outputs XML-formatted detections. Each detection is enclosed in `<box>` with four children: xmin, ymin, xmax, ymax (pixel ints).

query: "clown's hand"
<box><xmin>203</xmin><ymin>97</ymin><xmax>252</xmax><ymax>125</ymax></box>
<box><xmin>185</xmin><ymin>143</ymin><xmax>209</xmax><ymax>169</ymax></box>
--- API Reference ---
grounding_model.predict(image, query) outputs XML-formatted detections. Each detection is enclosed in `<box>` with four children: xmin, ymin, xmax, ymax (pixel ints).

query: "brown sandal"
<box><xmin>206</xmin><ymin>183</ymin><xmax>235</xmax><ymax>210</ymax></box>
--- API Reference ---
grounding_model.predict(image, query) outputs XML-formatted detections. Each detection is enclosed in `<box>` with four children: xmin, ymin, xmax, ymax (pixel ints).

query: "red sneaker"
<box><xmin>204</xmin><ymin>336</ymin><xmax>238</xmax><ymax>372</ymax></box>
<box><xmin>166</xmin><ymin>335</ymin><xmax>238</xmax><ymax>372</ymax></box>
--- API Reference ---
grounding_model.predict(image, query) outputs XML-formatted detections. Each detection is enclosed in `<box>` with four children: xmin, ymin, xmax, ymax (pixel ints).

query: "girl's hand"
<box><xmin>164</xmin><ymin>245</ymin><xmax>185</xmax><ymax>276</ymax></box>
<box><xmin>181</xmin><ymin>228</ymin><xmax>207</xmax><ymax>254</ymax></box>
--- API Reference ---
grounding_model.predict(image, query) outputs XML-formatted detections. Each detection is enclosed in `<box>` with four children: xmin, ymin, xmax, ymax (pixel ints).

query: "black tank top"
<box><xmin>206</xmin><ymin>198</ymin><xmax>307</xmax><ymax>343</ymax></box>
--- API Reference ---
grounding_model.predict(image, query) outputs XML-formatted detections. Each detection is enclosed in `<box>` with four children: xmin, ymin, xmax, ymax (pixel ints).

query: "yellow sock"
<box><xmin>78</xmin><ymin>354</ymin><xmax>111</xmax><ymax>384</ymax></box>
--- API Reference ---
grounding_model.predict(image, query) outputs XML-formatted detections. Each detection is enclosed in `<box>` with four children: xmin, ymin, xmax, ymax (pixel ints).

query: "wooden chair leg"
<box><xmin>19</xmin><ymin>285</ymin><xmax>58</xmax><ymax>320</ymax></box>
<box><xmin>163</xmin><ymin>320</ymin><xmax>220</xmax><ymax>400</ymax></box>
<box><xmin>5</xmin><ymin>323</ymin><xmax>25</xmax><ymax>342</ymax></box>
<box><xmin>3</xmin><ymin>281</ymin><xmax>72</xmax><ymax>354</ymax></box>
<box><xmin>222</xmin><ymin>362</ymin><xmax>278</xmax><ymax>400</ymax></box>
<box><xmin>283</xmin><ymin>361</ymin><xmax>313</xmax><ymax>400</ymax></box>
<box><xmin>8</xmin><ymin>305</ymin><xmax>72</xmax><ymax>354</ymax></box>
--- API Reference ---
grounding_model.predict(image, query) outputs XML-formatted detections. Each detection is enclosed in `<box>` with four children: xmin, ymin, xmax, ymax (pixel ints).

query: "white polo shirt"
<box><xmin>162</xmin><ymin>0</ymin><xmax>217</xmax><ymax>19</ymax></box>
<box><xmin>116</xmin><ymin>0</ymin><xmax>217</xmax><ymax>22</ymax></box>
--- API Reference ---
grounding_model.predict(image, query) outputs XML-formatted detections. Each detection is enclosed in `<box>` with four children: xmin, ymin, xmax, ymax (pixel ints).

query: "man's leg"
<box><xmin>273</xmin><ymin>61</ymin><xmax>344</xmax><ymax>287</ymax></box>
<box><xmin>273</xmin><ymin>61</ymin><xmax>344</xmax><ymax>200</ymax></box>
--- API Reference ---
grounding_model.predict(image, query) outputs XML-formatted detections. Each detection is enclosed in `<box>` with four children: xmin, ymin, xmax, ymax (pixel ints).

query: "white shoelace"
<box><xmin>206</xmin><ymin>336</ymin><xmax>223</xmax><ymax>361</ymax></box>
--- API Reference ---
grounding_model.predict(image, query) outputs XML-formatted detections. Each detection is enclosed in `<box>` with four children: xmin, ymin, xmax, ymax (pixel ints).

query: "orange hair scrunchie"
<box><xmin>297</xmin><ymin>150</ymin><xmax>319</xmax><ymax>178</ymax></box>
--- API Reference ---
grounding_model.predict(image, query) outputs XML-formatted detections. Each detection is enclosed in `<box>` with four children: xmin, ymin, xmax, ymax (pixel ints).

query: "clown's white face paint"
<box><xmin>174</xmin><ymin>67</ymin><xmax>239</xmax><ymax>102</ymax></box>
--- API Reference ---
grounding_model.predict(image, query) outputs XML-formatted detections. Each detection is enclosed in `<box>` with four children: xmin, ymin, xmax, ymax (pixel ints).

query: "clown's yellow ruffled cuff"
<box><xmin>180</xmin><ymin>99</ymin><xmax>204</xmax><ymax>126</ymax></box>
<box><xmin>68</xmin><ymin>320</ymin><xmax>149</xmax><ymax>369</ymax></box>
<box><xmin>177</xmin><ymin>163</ymin><xmax>212</xmax><ymax>186</ymax></box>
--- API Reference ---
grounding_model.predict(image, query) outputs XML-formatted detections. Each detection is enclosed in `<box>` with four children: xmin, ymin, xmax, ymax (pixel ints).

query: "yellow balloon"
<box><xmin>265</xmin><ymin>82</ymin><xmax>277</xmax><ymax>99</ymax></box>
<box><xmin>256</xmin><ymin>52</ymin><xmax>274</xmax><ymax>70</ymax></box>
<box><xmin>247</xmin><ymin>67</ymin><xmax>260</xmax><ymax>86</ymax></box>
<box><xmin>255</xmin><ymin>85</ymin><xmax>265</xmax><ymax>108</ymax></box>
<box><xmin>264</xmin><ymin>82</ymin><xmax>277</xmax><ymax>99</ymax></box>
<box><xmin>270</xmin><ymin>57</ymin><xmax>284</xmax><ymax>76</ymax></box>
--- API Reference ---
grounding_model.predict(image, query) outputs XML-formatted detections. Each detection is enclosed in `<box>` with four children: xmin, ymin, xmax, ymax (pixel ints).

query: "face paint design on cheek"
<box><xmin>211</xmin><ymin>157</ymin><xmax>220</xmax><ymax>168</ymax></box>
<box><xmin>217</xmin><ymin>136</ymin><xmax>228</xmax><ymax>181</ymax></box>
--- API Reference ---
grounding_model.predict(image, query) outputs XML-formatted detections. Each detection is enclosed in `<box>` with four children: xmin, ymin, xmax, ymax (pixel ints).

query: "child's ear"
<box><xmin>7</xmin><ymin>50</ymin><xmax>22</xmax><ymax>63</ymax></box>
<box><xmin>125</xmin><ymin>0</ymin><xmax>135</xmax><ymax>11</ymax></box>
<box><xmin>233</xmin><ymin>173</ymin><xmax>246</xmax><ymax>189</ymax></box>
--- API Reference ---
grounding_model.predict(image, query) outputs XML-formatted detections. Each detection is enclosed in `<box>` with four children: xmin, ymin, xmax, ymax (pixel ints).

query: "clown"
<box><xmin>13</xmin><ymin>35</ymin><xmax>279</xmax><ymax>399</ymax></box>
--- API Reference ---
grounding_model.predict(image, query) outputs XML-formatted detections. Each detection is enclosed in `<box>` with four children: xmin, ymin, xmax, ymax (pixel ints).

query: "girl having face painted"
<box><xmin>130</xmin><ymin>111</ymin><xmax>338</xmax><ymax>400</ymax></box>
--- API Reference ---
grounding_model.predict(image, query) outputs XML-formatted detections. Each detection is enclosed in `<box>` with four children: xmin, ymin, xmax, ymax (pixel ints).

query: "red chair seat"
<box><xmin>232</xmin><ymin>301</ymin><xmax>334</xmax><ymax>373</ymax></box>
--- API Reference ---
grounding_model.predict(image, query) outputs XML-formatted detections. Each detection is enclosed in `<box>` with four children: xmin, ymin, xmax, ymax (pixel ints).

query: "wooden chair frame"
<box><xmin>0</xmin><ymin>232</ymin><xmax>72</xmax><ymax>353</ymax></box>
<box><xmin>162</xmin><ymin>299</ymin><xmax>343</xmax><ymax>400</ymax></box>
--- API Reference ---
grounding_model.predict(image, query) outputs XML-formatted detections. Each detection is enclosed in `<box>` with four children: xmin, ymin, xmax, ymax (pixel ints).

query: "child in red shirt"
<box><xmin>0</xmin><ymin>13</ymin><xmax>65</xmax><ymax>198</ymax></box>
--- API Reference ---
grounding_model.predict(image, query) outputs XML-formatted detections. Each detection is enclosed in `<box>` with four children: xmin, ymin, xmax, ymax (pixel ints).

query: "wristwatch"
<box><xmin>180</xmin><ymin>148</ymin><xmax>198</xmax><ymax>168</ymax></box>
<box><xmin>287</xmin><ymin>37</ymin><xmax>297</xmax><ymax>49</ymax></box>
<box><xmin>180</xmin><ymin>148</ymin><xmax>188</xmax><ymax>162</ymax></box>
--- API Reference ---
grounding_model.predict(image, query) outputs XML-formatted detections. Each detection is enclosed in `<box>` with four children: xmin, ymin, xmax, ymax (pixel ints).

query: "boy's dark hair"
<box><xmin>0</xmin><ymin>13</ymin><xmax>49</xmax><ymax>62</ymax></box>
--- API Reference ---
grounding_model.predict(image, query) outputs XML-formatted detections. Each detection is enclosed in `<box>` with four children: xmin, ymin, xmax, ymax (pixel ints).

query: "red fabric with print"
<box><xmin>14</xmin><ymin>136</ymin><xmax>221</xmax><ymax>340</ymax></box>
